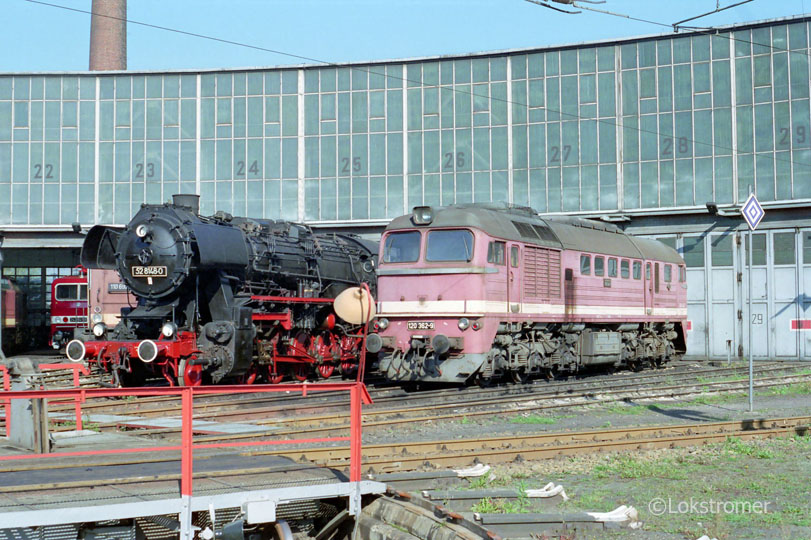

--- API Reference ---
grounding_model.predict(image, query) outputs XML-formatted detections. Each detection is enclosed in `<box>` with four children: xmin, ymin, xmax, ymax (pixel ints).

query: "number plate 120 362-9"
<box><xmin>407</xmin><ymin>321</ymin><xmax>435</xmax><ymax>331</ymax></box>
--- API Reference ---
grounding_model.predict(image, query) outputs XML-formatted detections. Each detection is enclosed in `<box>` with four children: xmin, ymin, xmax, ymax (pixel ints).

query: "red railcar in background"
<box><xmin>49</xmin><ymin>270</ymin><xmax>89</xmax><ymax>350</ymax></box>
<box><xmin>1</xmin><ymin>278</ymin><xmax>28</xmax><ymax>355</ymax></box>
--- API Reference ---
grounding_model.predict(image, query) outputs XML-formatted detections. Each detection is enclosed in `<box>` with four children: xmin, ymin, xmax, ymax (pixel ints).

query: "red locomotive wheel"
<box><xmin>317</xmin><ymin>363</ymin><xmax>335</xmax><ymax>379</ymax></box>
<box><xmin>292</xmin><ymin>364</ymin><xmax>309</xmax><ymax>382</ymax></box>
<box><xmin>341</xmin><ymin>360</ymin><xmax>356</xmax><ymax>373</ymax></box>
<box><xmin>178</xmin><ymin>359</ymin><xmax>203</xmax><ymax>387</ymax></box>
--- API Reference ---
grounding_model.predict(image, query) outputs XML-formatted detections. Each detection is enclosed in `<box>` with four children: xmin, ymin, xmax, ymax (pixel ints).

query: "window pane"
<box><xmin>383</xmin><ymin>231</ymin><xmax>420</xmax><ymax>263</ymax></box>
<box><xmin>633</xmin><ymin>261</ymin><xmax>641</xmax><ymax>279</ymax></box>
<box><xmin>664</xmin><ymin>265</ymin><xmax>672</xmax><ymax>282</ymax></box>
<box><xmin>594</xmin><ymin>256</ymin><xmax>604</xmax><ymax>276</ymax></box>
<box><xmin>744</xmin><ymin>233</ymin><xmax>767</xmax><ymax>265</ymax></box>
<box><xmin>621</xmin><ymin>259</ymin><xmax>630</xmax><ymax>278</ymax></box>
<box><xmin>773</xmin><ymin>232</ymin><xmax>795</xmax><ymax>265</ymax></box>
<box><xmin>608</xmin><ymin>258</ymin><xmax>617</xmax><ymax>277</ymax></box>
<box><xmin>804</xmin><ymin>231</ymin><xmax>811</xmax><ymax>264</ymax></box>
<box><xmin>487</xmin><ymin>242</ymin><xmax>505</xmax><ymax>265</ymax></box>
<box><xmin>580</xmin><ymin>254</ymin><xmax>591</xmax><ymax>275</ymax></box>
<box><xmin>682</xmin><ymin>236</ymin><xmax>705</xmax><ymax>267</ymax></box>
<box><xmin>711</xmin><ymin>234</ymin><xmax>733</xmax><ymax>266</ymax></box>
<box><xmin>426</xmin><ymin>230</ymin><xmax>474</xmax><ymax>262</ymax></box>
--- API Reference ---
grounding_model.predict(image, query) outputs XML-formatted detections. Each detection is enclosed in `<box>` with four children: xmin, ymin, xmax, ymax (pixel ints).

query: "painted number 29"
<box><xmin>752</xmin><ymin>313</ymin><xmax>763</xmax><ymax>325</ymax></box>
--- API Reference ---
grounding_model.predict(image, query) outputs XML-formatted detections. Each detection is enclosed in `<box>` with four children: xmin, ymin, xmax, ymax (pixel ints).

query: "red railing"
<box><xmin>0</xmin><ymin>362</ymin><xmax>90</xmax><ymax>436</ymax></box>
<box><xmin>0</xmin><ymin>382</ymin><xmax>371</xmax><ymax>495</ymax></box>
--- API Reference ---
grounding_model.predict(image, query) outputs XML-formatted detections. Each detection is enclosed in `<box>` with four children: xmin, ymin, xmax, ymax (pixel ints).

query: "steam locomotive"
<box><xmin>67</xmin><ymin>194</ymin><xmax>377</xmax><ymax>386</ymax></box>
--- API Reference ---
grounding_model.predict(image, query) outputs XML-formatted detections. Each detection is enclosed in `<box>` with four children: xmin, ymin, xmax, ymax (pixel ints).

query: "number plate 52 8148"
<box><xmin>407</xmin><ymin>321</ymin><xmax>434</xmax><ymax>331</ymax></box>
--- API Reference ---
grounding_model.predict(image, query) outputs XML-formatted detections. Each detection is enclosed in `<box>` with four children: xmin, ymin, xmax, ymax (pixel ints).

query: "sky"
<box><xmin>1</xmin><ymin>0</ymin><xmax>809</xmax><ymax>73</ymax></box>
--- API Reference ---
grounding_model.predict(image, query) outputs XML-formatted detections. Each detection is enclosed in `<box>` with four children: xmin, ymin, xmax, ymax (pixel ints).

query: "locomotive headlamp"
<box><xmin>92</xmin><ymin>322</ymin><xmax>106</xmax><ymax>337</ymax></box>
<box><xmin>161</xmin><ymin>322</ymin><xmax>177</xmax><ymax>338</ymax></box>
<box><xmin>458</xmin><ymin>317</ymin><xmax>470</xmax><ymax>331</ymax></box>
<box><xmin>92</xmin><ymin>313</ymin><xmax>103</xmax><ymax>324</ymax></box>
<box><xmin>376</xmin><ymin>318</ymin><xmax>389</xmax><ymax>331</ymax></box>
<box><xmin>412</xmin><ymin>206</ymin><xmax>434</xmax><ymax>225</ymax></box>
<box><xmin>135</xmin><ymin>224</ymin><xmax>150</xmax><ymax>238</ymax></box>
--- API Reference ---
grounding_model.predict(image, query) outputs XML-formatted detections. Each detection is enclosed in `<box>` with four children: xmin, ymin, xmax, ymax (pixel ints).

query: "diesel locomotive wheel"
<box><xmin>317</xmin><ymin>362</ymin><xmax>335</xmax><ymax>379</ymax></box>
<box><xmin>510</xmin><ymin>368</ymin><xmax>529</xmax><ymax>384</ymax></box>
<box><xmin>179</xmin><ymin>358</ymin><xmax>203</xmax><ymax>387</ymax></box>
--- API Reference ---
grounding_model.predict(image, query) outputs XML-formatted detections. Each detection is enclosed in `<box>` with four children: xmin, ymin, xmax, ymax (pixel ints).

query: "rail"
<box><xmin>0</xmin><ymin>362</ymin><xmax>89</xmax><ymax>435</ymax></box>
<box><xmin>0</xmin><ymin>382</ymin><xmax>372</xmax><ymax>537</ymax></box>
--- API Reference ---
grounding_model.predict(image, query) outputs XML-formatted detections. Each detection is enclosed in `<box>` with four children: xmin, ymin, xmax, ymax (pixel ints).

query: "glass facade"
<box><xmin>0</xmin><ymin>17</ymin><xmax>810</xmax><ymax>227</ymax></box>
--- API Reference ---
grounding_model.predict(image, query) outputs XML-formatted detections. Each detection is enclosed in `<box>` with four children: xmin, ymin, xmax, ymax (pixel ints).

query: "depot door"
<box><xmin>508</xmin><ymin>244</ymin><xmax>521</xmax><ymax>314</ymax></box>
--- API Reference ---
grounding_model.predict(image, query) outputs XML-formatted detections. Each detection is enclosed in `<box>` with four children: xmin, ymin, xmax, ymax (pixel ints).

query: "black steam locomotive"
<box><xmin>68</xmin><ymin>194</ymin><xmax>377</xmax><ymax>386</ymax></box>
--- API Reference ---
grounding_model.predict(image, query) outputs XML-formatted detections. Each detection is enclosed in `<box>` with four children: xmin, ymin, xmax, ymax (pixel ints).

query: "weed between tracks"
<box><xmin>469</xmin><ymin>435</ymin><xmax>811</xmax><ymax>539</ymax></box>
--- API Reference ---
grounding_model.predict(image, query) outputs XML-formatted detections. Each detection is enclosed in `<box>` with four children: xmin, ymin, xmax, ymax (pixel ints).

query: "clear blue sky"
<box><xmin>2</xmin><ymin>0</ymin><xmax>808</xmax><ymax>72</ymax></box>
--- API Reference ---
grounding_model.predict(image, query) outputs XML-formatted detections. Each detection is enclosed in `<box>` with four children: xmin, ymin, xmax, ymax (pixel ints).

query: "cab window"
<box><xmin>580</xmin><ymin>254</ymin><xmax>591</xmax><ymax>275</ymax></box>
<box><xmin>426</xmin><ymin>230</ymin><xmax>474</xmax><ymax>262</ymax></box>
<box><xmin>510</xmin><ymin>246</ymin><xmax>519</xmax><ymax>268</ymax></box>
<box><xmin>664</xmin><ymin>265</ymin><xmax>672</xmax><ymax>282</ymax></box>
<box><xmin>55</xmin><ymin>284</ymin><xmax>87</xmax><ymax>301</ymax></box>
<box><xmin>594</xmin><ymin>256</ymin><xmax>604</xmax><ymax>277</ymax></box>
<box><xmin>621</xmin><ymin>259</ymin><xmax>630</xmax><ymax>279</ymax></box>
<box><xmin>646</xmin><ymin>263</ymin><xmax>651</xmax><ymax>280</ymax></box>
<box><xmin>608</xmin><ymin>258</ymin><xmax>618</xmax><ymax>278</ymax></box>
<box><xmin>633</xmin><ymin>261</ymin><xmax>642</xmax><ymax>280</ymax></box>
<box><xmin>679</xmin><ymin>265</ymin><xmax>687</xmax><ymax>282</ymax></box>
<box><xmin>383</xmin><ymin>231</ymin><xmax>421</xmax><ymax>263</ymax></box>
<box><xmin>487</xmin><ymin>241</ymin><xmax>506</xmax><ymax>265</ymax></box>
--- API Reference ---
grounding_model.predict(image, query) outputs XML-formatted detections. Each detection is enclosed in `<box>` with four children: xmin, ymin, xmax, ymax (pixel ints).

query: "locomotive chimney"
<box><xmin>173</xmin><ymin>194</ymin><xmax>200</xmax><ymax>215</ymax></box>
<box><xmin>89</xmin><ymin>0</ymin><xmax>127</xmax><ymax>71</ymax></box>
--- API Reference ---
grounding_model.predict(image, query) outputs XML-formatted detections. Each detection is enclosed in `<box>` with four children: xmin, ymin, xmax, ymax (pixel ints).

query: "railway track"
<box><xmin>37</xmin><ymin>363</ymin><xmax>809</xmax><ymax>443</ymax></box>
<box><xmin>2</xmin><ymin>415</ymin><xmax>808</xmax><ymax>487</ymax></box>
<box><xmin>43</xmin><ymin>361</ymin><xmax>807</xmax><ymax>422</ymax></box>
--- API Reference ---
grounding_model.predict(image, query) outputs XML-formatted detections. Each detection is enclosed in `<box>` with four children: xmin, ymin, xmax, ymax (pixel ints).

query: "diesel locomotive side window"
<box><xmin>664</xmin><ymin>265</ymin><xmax>672</xmax><ymax>282</ymax></box>
<box><xmin>383</xmin><ymin>231</ymin><xmax>421</xmax><ymax>263</ymax></box>
<box><xmin>594</xmin><ymin>256</ymin><xmax>605</xmax><ymax>276</ymax></box>
<box><xmin>426</xmin><ymin>230</ymin><xmax>474</xmax><ymax>262</ymax></box>
<box><xmin>621</xmin><ymin>259</ymin><xmax>630</xmax><ymax>279</ymax></box>
<box><xmin>487</xmin><ymin>241</ymin><xmax>506</xmax><ymax>265</ymax></box>
<box><xmin>679</xmin><ymin>265</ymin><xmax>686</xmax><ymax>282</ymax></box>
<box><xmin>608</xmin><ymin>258</ymin><xmax>618</xmax><ymax>278</ymax></box>
<box><xmin>646</xmin><ymin>263</ymin><xmax>651</xmax><ymax>281</ymax></box>
<box><xmin>580</xmin><ymin>255</ymin><xmax>591</xmax><ymax>275</ymax></box>
<box><xmin>510</xmin><ymin>246</ymin><xmax>519</xmax><ymax>268</ymax></box>
<box><xmin>632</xmin><ymin>261</ymin><xmax>641</xmax><ymax>280</ymax></box>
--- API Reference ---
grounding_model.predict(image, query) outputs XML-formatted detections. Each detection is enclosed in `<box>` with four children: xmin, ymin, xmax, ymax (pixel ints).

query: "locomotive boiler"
<box><xmin>68</xmin><ymin>194</ymin><xmax>377</xmax><ymax>386</ymax></box>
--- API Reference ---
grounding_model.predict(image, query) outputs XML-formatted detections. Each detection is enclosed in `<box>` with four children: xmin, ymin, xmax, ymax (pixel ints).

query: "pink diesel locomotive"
<box><xmin>367</xmin><ymin>204</ymin><xmax>687</xmax><ymax>384</ymax></box>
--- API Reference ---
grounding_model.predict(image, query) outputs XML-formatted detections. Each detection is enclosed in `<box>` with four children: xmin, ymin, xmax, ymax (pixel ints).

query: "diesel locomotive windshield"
<box><xmin>426</xmin><ymin>230</ymin><xmax>474</xmax><ymax>262</ymax></box>
<box><xmin>383</xmin><ymin>231</ymin><xmax>421</xmax><ymax>263</ymax></box>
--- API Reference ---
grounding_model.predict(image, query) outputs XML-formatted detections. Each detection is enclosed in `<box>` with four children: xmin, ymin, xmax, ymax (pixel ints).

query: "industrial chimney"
<box><xmin>89</xmin><ymin>0</ymin><xmax>127</xmax><ymax>71</ymax></box>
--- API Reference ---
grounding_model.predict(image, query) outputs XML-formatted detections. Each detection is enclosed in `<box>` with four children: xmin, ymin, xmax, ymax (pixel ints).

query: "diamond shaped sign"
<box><xmin>741</xmin><ymin>193</ymin><xmax>764</xmax><ymax>231</ymax></box>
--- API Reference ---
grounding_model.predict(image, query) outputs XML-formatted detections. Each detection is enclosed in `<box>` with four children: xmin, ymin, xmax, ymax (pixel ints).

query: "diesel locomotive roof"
<box><xmin>385</xmin><ymin>204</ymin><xmax>684</xmax><ymax>264</ymax></box>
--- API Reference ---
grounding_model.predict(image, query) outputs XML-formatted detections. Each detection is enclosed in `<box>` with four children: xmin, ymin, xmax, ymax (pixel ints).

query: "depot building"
<box><xmin>0</xmin><ymin>15</ymin><xmax>809</xmax><ymax>360</ymax></box>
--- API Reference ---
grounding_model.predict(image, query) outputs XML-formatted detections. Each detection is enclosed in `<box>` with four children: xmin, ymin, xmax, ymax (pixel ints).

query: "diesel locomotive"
<box><xmin>67</xmin><ymin>194</ymin><xmax>377</xmax><ymax>386</ymax></box>
<box><xmin>367</xmin><ymin>204</ymin><xmax>687</xmax><ymax>385</ymax></box>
